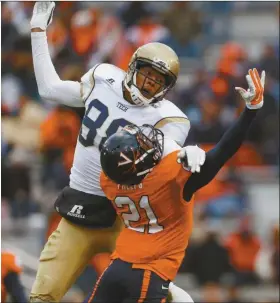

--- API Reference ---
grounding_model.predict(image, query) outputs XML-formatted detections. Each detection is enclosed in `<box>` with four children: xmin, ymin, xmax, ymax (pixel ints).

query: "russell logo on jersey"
<box><xmin>106</xmin><ymin>78</ymin><xmax>115</xmax><ymax>84</ymax></box>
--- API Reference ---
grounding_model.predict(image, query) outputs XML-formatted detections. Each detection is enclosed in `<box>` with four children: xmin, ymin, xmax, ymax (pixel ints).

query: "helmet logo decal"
<box><xmin>153</xmin><ymin>57</ymin><xmax>170</xmax><ymax>69</ymax></box>
<box><xmin>118</xmin><ymin>152</ymin><xmax>133</xmax><ymax>167</ymax></box>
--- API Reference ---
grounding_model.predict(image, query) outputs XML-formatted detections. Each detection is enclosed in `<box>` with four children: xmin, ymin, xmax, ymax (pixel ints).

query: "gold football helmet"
<box><xmin>124</xmin><ymin>42</ymin><xmax>180</xmax><ymax>106</ymax></box>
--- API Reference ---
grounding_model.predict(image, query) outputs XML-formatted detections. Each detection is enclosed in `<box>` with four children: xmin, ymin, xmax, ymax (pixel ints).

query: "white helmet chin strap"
<box><xmin>130</xmin><ymin>73</ymin><xmax>154</xmax><ymax>106</ymax></box>
<box><xmin>126</xmin><ymin>72</ymin><xmax>167</xmax><ymax>107</ymax></box>
<box><xmin>130</xmin><ymin>88</ymin><xmax>151</xmax><ymax>107</ymax></box>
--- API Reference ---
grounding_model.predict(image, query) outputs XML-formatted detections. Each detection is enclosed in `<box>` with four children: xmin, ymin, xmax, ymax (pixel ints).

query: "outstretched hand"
<box><xmin>235</xmin><ymin>68</ymin><xmax>265</xmax><ymax>110</ymax></box>
<box><xmin>30</xmin><ymin>1</ymin><xmax>55</xmax><ymax>31</ymax></box>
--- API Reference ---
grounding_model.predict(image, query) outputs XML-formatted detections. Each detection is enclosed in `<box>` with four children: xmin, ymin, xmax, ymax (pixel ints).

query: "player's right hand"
<box><xmin>235</xmin><ymin>68</ymin><xmax>265</xmax><ymax>110</ymax></box>
<box><xmin>30</xmin><ymin>1</ymin><xmax>55</xmax><ymax>31</ymax></box>
<box><xmin>177</xmin><ymin>145</ymin><xmax>206</xmax><ymax>173</ymax></box>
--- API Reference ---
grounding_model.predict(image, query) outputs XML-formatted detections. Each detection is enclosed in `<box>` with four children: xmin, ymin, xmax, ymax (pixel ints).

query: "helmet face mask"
<box><xmin>133</xmin><ymin>124</ymin><xmax>163</xmax><ymax>170</ymax></box>
<box><xmin>124</xmin><ymin>43</ymin><xmax>179</xmax><ymax>106</ymax></box>
<box><xmin>100</xmin><ymin>124</ymin><xmax>164</xmax><ymax>185</ymax></box>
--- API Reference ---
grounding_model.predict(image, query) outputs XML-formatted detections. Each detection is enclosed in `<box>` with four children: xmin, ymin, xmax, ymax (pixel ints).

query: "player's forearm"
<box><xmin>183</xmin><ymin>107</ymin><xmax>258</xmax><ymax>201</ymax></box>
<box><xmin>207</xmin><ymin>107</ymin><xmax>258</xmax><ymax>166</ymax></box>
<box><xmin>31</xmin><ymin>31</ymin><xmax>83</xmax><ymax>107</ymax></box>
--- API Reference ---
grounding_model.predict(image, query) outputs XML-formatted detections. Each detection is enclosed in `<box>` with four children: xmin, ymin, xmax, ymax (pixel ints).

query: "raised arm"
<box><xmin>31</xmin><ymin>2</ymin><xmax>84</xmax><ymax>107</ymax></box>
<box><xmin>180</xmin><ymin>68</ymin><xmax>265</xmax><ymax>201</ymax></box>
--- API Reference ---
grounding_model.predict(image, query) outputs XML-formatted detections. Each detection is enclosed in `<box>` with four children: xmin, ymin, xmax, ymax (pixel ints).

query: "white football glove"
<box><xmin>169</xmin><ymin>282</ymin><xmax>194</xmax><ymax>303</ymax></box>
<box><xmin>235</xmin><ymin>68</ymin><xmax>265</xmax><ymax>110</ymax></box>
<box><xmin>177</xmin><ymin>145</ymin><xmax>206</xmax><ymax>173</ymax></box>
<box><xmin>30</xmin><ymin>1</ymin><xmax>55</xmax><ymax>30</ymax></box>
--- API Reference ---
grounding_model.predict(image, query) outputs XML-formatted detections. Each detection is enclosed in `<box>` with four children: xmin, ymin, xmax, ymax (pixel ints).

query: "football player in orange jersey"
<box><xmin>30</xmin><ymin>3</ymin><xmax>199</xmax><ymax>302</ymax></box>
<box><xmin>1</xmin><ymin>251</ymin><xmax>27</xmax><ymax>303</ymax></box>
<box><xmin>83</xmin><ymin>68</ymin><xmax>265</xmax><ymax>303</ymax></box>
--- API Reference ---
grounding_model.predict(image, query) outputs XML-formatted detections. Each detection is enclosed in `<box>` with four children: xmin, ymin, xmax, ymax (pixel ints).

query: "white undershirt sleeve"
<box><xmin>31</xmin><ymin>31</ymin><xmax>84</xmax><ymax>107</ymax></box>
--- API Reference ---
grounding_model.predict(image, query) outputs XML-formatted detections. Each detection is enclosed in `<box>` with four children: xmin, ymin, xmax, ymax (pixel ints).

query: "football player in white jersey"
<box><xmin>29</xmin><ymin>2</ymin><xmax>204</xmax><ymax>302</ymax></box>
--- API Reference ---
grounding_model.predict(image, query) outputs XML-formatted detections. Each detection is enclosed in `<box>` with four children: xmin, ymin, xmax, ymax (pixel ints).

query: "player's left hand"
<box><xmin>235</xmin><ymin>68</ymin><xmax>265</xmax><ymax>110</ymax></box>
<box><xmin>30</xmin><ymin>1</ymin><xmax>55</xmax><ymax>31</ymax></box>
<box><xmin>177</xmin><ymin>145</ymin><xmax>206</xmax><ymax>173</ymax></box>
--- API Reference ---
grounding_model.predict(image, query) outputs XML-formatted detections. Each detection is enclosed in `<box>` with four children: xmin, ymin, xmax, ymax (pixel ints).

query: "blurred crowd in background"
<box><xmin>1</xmin><ymin>1</ymin><xmax>279</xmax><ymax>303</ymax></box>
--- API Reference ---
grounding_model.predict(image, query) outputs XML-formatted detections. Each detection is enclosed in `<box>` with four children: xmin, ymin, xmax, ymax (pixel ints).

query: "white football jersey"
<box><xmin>70</xmin><ymin>64</ymin><xmax>190</xmax><ymax>195</ymax></box>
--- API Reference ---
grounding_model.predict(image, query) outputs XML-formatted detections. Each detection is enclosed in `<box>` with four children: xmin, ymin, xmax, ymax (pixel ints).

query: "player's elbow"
<box><xmin>37</xmin><ymin>81</ymin><xmax>60</xmax><ymax>103</ymax></box>
<box><xmin>38</xmin><ymin>87</ymin><xmax>51</xmax><ymax>101</ymax></box>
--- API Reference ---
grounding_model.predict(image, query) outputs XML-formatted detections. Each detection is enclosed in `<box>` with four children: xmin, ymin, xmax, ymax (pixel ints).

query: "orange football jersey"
<box><xmin>100</xmin><ymin>150</ymin><xmax>194</xmax><ymax>281</ymax></box>
<box><xmin>1</xmin><ymin>251</ymin><xmax>22</xmax><ymax>302</ymax></box>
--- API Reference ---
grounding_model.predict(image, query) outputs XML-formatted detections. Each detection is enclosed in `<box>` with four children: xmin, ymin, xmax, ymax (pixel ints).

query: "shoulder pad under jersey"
<box><xmin>80</xmin><ymin>63</ymin><xmax>126</xmax><ymax>102</ymax></box>
<box><xmin>153</xmin><ymin>99</ymin><xmax>191</xmax><ymax>146</ymax></box>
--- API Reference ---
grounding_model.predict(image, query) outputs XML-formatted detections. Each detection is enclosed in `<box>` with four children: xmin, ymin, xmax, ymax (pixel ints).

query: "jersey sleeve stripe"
<box><xmin>154</xmin><ymin>116</ymin><xmax>190</xmax><ymax>129</ymax></box>
<box><xmin>81</xmin><ymin>64</ymin><xmax>101</xmax><ymax>104</ymax></box>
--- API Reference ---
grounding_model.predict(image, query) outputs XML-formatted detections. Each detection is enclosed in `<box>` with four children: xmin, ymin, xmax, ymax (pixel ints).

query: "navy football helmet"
<box><xmin>100</xmin><ymin>124</ymin><xmax>164</xmax><ymax>185</ymax></box>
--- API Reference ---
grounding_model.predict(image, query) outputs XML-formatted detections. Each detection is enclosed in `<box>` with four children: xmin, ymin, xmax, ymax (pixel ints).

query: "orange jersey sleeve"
<box><xmin>1</xmin><ymin>251</ymin><xmax>22</xmax><ymax>301</ymax></box>
<box><xmin>100</xmin><ymin>151</ymin><xmax>194</xmax><ymax>281</ymax></box>
<box><xmin>1</xmin><ymin>251</ymin><xmax>22</xmax><ymax>276</ymax></box>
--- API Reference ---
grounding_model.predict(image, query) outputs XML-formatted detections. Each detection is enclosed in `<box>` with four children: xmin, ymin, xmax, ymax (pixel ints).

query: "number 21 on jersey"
<box><xmin>114</xmin><ymin>196</ymin><xmax>163</xmax><ymax>234</ymax></box>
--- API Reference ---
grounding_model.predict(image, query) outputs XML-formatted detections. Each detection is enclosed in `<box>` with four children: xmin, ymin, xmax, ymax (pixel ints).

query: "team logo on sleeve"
<box><xmin>118</xmin><ymin>152</ymin><xmax>133</xmax><ymax>167</ymax></box>
<box><xmin>106</xmin><ymin>78</ymin><xmax>115</xmax><ymax>84</ymax></box>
